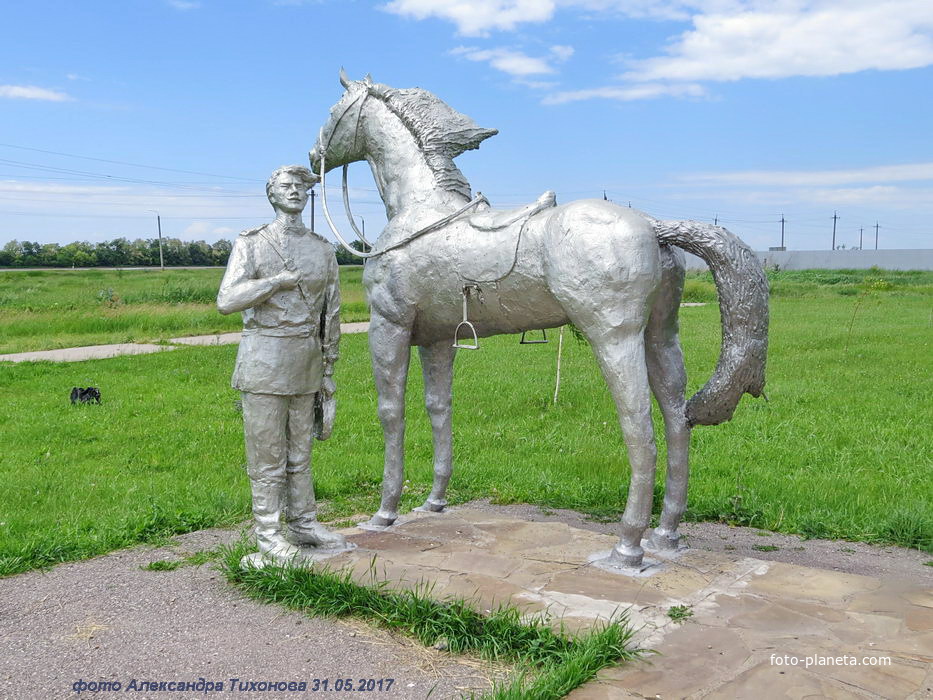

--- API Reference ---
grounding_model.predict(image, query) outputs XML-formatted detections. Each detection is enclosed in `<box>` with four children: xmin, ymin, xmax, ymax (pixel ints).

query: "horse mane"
<box><xmin>376</xmin><ymin>86</ymin><xmax>498</xmax><ymax>200</ymax></box>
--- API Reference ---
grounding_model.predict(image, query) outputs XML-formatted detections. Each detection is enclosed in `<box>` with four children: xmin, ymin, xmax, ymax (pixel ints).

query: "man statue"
<box><xmin>218</xmin><ymin>165</ymin><xmax>346</xmax><ymax>564</ymax></box>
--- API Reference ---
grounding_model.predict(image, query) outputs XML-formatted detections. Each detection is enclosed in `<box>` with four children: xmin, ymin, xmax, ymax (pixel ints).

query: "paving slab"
<box><xmin>323</xmin><ymin>507</ymin><xmax>932</xmax><ymax>699</ymax></box>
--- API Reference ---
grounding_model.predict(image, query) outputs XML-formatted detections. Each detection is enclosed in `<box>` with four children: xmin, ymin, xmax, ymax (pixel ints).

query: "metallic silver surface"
<box><xmin>217</xmin><ymin>166</ymin><xmax>348</xmax><ymax>565</ymax></box>
<box><xmin>310</xmin><ymin>75</ymin><xmax>769</xmax><ymax>568</ymax></box>
<box><xmin>342</xmin><ymin>165</ymin><xmax>373</xmax><ymax>249</ymax></box>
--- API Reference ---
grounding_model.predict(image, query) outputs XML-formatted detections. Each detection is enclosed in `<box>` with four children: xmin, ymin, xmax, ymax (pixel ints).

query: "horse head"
<box><xmin>309</xmin><ymin>70</ymin><xmax>383</xmax><ymax>176</ymax></box>
<box><xmin>310</xmin><ymin>70</ymin><xmax>498</xmax><ymax>181</ymax></box>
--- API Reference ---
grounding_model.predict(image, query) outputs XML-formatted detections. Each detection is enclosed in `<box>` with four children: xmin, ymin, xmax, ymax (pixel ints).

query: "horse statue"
<box><xmin>309</xmin><ymin>71</ymin><xmax>768</xmax><ymax>569</ymax></box>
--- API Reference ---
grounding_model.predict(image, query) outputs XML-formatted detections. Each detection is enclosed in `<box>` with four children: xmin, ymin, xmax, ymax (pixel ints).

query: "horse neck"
<box><xmin>363</xmin><ymin>102</ymin><xmax>472</xmax><ymax>223</ymax></box>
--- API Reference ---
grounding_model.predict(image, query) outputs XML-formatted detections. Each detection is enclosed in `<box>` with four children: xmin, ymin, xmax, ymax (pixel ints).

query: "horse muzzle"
<box><xmin>308</xmin><ymin>146</ymin><xmax>322</xmax><ymax>175</ymax></box>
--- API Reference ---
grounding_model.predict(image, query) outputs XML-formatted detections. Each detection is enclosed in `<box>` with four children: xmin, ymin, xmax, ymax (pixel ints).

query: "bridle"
<box><xmin>315</xmin><ymin>88</ymin><xmax>488</xmax><ymax>260</ymax></box>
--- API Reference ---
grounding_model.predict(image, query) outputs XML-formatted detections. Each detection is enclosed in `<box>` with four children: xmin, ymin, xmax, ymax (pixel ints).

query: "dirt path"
<box><xmin>0</xmin><ymin>323</ymin><xmax>370</xmax><ymax>363</ymax></box>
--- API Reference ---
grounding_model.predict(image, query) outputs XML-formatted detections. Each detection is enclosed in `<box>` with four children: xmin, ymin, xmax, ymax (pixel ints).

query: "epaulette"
<box><xmin>305</xmin><ymin>229</ymin><xmax>328</xmax><ymax>243</ymax></box>
<box><xmin>240</xmin><ymin>224</ymin><xmax>267</xmax><ymax>237</ymax></box>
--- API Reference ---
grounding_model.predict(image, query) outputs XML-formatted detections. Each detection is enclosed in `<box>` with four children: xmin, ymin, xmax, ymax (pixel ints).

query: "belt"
<box><xmin>241</xmin><ymin>326</ymin><xmax>317</xmax><ymax>338</ymax></box>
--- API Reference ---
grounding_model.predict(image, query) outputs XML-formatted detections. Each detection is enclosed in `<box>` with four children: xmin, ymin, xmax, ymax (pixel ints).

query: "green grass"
<box><xmin>683</xmin><ymin>267</ymin><xmax>933</xmax><ymax>303</ymax></box>
<box><xmin>0</xmin><ymin>279</ymin><xmax>931</xmax><ymax>578</ymax></box>
<box><xmin>220</xmin><ymin>542</ymin><xmax>640</xmax><ymax>699</ymax></box>
<box><xmin>142</xmin><ymin>547</ymin><xmax>221</xmax><ymax>571</ymax></box>
<box><xmin>666</xmin><ymin>605</ymin><xmax>693</xmax><ymax>623</ymax></box>
<box><xmin>0</xmin><ymin>266</ymin><xmax>368</xmax><ymax>354</ymax></box>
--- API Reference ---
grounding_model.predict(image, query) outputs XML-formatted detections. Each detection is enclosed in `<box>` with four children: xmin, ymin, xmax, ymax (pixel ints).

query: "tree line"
<box><xmin>0</xmin><ymin>237</ymin><xmax>367</xmax><ymax>267</ymax></box>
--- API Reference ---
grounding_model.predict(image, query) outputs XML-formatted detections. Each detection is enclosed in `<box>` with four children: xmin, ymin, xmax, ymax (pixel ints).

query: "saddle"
<box><xmin>467</xmin><ymin>190</ymin><xmax>556</xmax><ymax>231</ymax></box>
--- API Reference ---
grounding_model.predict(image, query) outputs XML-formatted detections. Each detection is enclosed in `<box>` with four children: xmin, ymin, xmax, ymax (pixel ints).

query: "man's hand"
<box><xmin>273</xmin><ymin>269</ymin><xmax>300</xmax><ymax>289</ymax></box>
<box><xmin>321</xmin><ymin>375</ymin><xmax>336</xmax><ymax>398</ymax></box>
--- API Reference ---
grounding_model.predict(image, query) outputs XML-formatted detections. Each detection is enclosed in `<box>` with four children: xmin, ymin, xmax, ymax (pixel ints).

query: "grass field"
<box><xmin>1</xmin><ymin>270</ymin><xmax>930</xmax><ymax>577</ymax></box>
<box><xmin>0</xmin><ymin>266</ymin><xmax>368</xmax><ymax>354</ymax></box>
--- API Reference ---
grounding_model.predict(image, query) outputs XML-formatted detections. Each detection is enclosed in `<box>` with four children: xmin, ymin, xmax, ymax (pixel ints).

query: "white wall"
<box><xmin>683</xmin><ymin>249</ymin><xmax>933</xmax><ymax>271</ymax></box>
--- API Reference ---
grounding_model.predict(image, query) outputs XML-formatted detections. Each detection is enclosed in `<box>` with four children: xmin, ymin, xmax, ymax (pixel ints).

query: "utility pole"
<box><xmin>780</xmin><ymin>214</ymin><xmax>785</xmax><ymax>249</ymax></box>
<box><xmin>859</xmin><ymin>227</ymin><xmax>863</xmax><ymax>250</ymax></box>
<box><xmin>146</xmin><ymin>209</ymin><xmax>165</xmax><ymax>270</ymax></box>
<box><xmin>874</xmin><ymin>221</ymin><xmax>880</xmax><ymax>250</ymax></box>
<box><xmin>831</xmin><ymin>211</ymin><xmax>839</xmax><ymax>250</ymax></box>
<box><xmin>309</xmin><ymin>189</ymin><xmax>316</xmax><ymax>231</ymax></box>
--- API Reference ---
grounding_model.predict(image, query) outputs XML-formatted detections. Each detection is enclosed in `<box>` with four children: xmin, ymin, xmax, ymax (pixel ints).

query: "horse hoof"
<box><xmin>608</xmin><ymin>543</ymin><xmax>644</xmax><ymax>569</ymax></box>
<box><xmin>647</xmin><ymin>528</ymin><xmax>682</xmax><ymax>552</ymax></box>
<box><xmin>417</xmin><ymin>499</ymin><xmax>447</xmax><ymax>513</ymax></box>
<box><xmin>366</xmin><ymin>512</ymin><xmax>398</xmax><ymax>528</ymax></box>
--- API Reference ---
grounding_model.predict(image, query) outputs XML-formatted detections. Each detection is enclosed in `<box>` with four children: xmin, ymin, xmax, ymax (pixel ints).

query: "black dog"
<box><xmin>70</xmin><ymin>387</ymin><xmax>101</xmax><ymax>404</ymax></box>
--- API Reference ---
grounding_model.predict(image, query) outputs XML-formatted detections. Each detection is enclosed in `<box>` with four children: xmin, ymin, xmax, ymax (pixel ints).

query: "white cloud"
<box><xmin>543</xmin><ymin>82</ymin><xmax>705</xmax><ymax>103</ymax></box>
<box><xmin>516</xmin><ymin>78</ymin><xmax>559</xmax><ymax>89</ymax></box>
<box><xmin>0</xmin><ymin>85</ymin><xmax>73</xmax><ymax>102</ymax></box>
<box><xmin>623</xmin><ymin>1</ymin><xmax>933</xmax><ymax>83</ymax></box>
<box><xmin>0</xmin><ymin>180</ymin><xmax>264</xmax><ymax>218</ymax></box>
<box><xmin>385</xmin><ymin>0</ymin><xmax>556</xmax><ymax>36</ymax></box>
<box><xmin>683</xmin><ymin>162</ymin><xmax>933</xmax><ymax>187</ymax></box>
<box><xmin>166</xmin><ymin>0</ymin><xmax>201</xmax><ymax>9</ymax></box>
<box><xmin>800</xmin><ymin>185</ymin><xmax>904</xmax><ymax>206</ymax></box>
<box><xmin>550</xmin><ymin>44</ymin><xmax>575</xmax><ymax>61</ymax></box>
<box><xmin>184</xmin><ymin>221</ymin><xmax>236</xmax><ymax>236</ymax></box>
<box><xmin>452</xmin><ymin>46</ymin><xmax>558</xmax><ymax>76</ymax></box>
<box><xmin>390</xmin><ymin>0</ymin><xmax>933</xmax><ymax>107</ymax></box>
<box><xmin>0</xmin><ymin>182</ymin><xmax>129</xmax><ymax>196</ymax></box>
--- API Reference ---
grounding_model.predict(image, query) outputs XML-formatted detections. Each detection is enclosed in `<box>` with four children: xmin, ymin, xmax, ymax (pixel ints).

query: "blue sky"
<box><xmin>1</xmin><ymin>0</ymin><xmax>931</xmax><ymax>250</ymax></box>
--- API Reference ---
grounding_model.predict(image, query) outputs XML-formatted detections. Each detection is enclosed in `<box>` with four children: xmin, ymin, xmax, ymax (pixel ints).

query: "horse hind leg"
<box><xmin>645</xmin><ymin>245</ymin><xmax>692</xmax><ymax>551</ymax></box>
<box><xmin>544</xmin><ymin>206</ymin><xmax>661</xmax><ymax>568</ymax></box>
<box><xmin>366</xmin><ymin>312</ymin><xmax>412</xmax><ymax>528</ymax></box>
<box><xmin>586</xmin><ymin>321</ymin><xmax>658</xmax><ymax>567</ymax></box>
<box><xmin>415</xmin><ymin>340</ymin><xmax>456</xmax><ymax>512</ymax></box>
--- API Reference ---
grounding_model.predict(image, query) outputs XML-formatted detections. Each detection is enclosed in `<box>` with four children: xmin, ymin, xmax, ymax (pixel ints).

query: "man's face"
<box><xmin>269</xmin><ymin>173</ymin><xmax>309</xmax><ymax>214</ymax></box>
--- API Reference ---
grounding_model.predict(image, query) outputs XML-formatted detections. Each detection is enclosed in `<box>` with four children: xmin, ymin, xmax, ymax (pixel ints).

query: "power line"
<box><xmin>0</xmin><ymin>210</ymin><xmax>264</xmax><ymax>220</ymax></box>
<box><xmin>0</xmin><ymin>142</ymin><xmax>260</xmax><ymax>183</ymax></box>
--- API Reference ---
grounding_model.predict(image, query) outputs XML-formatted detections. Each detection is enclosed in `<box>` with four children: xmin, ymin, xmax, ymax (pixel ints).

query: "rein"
<box><xmin>317</xmin><ymin>94</ymin><xmax>490</xmax><ymax>259</ymax></box>
<box><xmin>319</xmin><ymin>147</ymin><xmax>488</xmax><ymax>259</ymax></box>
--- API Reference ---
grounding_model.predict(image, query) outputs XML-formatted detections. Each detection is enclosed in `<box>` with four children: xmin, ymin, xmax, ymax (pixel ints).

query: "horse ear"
<box><xmin>363</xmin><ymin>73</ymin><xmax>373</xmax><ymax>85</ymax></box>
<box><xmin>469</xmin><ymin>128</ymin><xmax>499</xmax><ymax>149</ymax></box>
<box><xmin>448</xmin><ymin>127</ymin><xmax>499</xmax><ymax>157</ymax></box>
<box><xmin>339</xmin><ymin>67</ymin><xmax>351</xmax><ymax>88</ymax></box>
<box><xmin>477</xmin><ymin>128</ymin><xmax>498</xmax><ymax>144</ymax></box>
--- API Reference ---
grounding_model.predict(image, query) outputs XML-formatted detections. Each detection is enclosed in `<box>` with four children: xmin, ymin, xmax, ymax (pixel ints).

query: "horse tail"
<box><xmin>651</xmin><ymin>218</ymin><xmax>769</xmax><ymax>426</ymax></box>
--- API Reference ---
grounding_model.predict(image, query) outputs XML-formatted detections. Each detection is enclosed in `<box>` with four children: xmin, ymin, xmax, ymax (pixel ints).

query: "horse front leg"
<box><xmin>366</xmin><ymin>311</ymin><xmax>412</xmax><ymax>528</ymax></box>
<box><xmin>416</xmin><ymin>340</ymin><xmax>456</xmax><ymax>512</ymax></box>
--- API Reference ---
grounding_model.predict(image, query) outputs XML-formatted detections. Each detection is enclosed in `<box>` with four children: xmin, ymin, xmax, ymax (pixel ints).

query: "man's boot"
<box><xmin>286</xmin><ymin>467</ymin><xmax>347</xmax><ymax>549</ymax></box>
<box><xmin>251</xmin><ymin>476</ymin><xmax>302</xmax><ymax>563</ymax></box>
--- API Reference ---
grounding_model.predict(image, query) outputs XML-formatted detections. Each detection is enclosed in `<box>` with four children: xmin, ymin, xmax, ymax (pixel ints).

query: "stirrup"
<box><xmin>520</xmin><ymin>329</ymin><xmax>548</xmax><ymax>344</ymax></box>
<box><xmin>453</xmin><ymin>320</ymin><xmax>479</xmax><ymax>350</ymax></box>
<box><xmin>452</xmin><ymin>285</ymin><xmax>480</xmax><ymax>350</ymax></box>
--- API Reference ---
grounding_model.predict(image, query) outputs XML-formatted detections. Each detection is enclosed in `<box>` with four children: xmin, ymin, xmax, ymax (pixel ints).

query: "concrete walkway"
<box><xmin>0</xmin><ymin>322</ymin><xmax>371</xmax><ymax>363</ymax></box>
